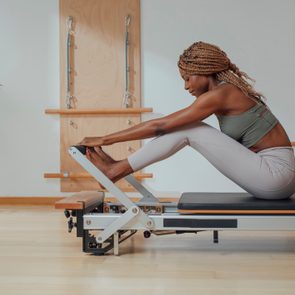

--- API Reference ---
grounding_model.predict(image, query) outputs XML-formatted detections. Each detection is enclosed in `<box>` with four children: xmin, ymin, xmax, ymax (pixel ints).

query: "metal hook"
<box><xmin>70</xmin><ymin>120</ymin><xmax>78</xmax><ymax>129</ymax></box>
<box><xmin>125</xmin><ymin>15</ymin><xmax>131</xmax><ymax>27</ymax></box>
<box><xmin>128</xmin><ymin>146</ymin><xmax>134</xmax><ymax>152</ymax></box>
<box><xmin>66</xmin><ymin>16</ymin><xmax>74</xmax><ymax>109</ymax></box>
<box><xmin>66</xmin><ymin>16</ymin><xmax>73</xmax><ymax>33</ymax></box>
<box><xmin>123</xmin><ymin>15</ymin><xmax>132</xmax><ymax>108</ymax></box>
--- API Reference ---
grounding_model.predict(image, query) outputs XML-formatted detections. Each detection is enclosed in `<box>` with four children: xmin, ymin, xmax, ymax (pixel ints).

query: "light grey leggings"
<box><xmin>127</xmin><ymin>122</ymin><xmax>295</xmax><ymax>200</ymax></box>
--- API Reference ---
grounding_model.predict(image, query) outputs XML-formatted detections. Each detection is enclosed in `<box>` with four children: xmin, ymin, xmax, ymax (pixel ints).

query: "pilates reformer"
<box><xmin>55</xmin><ymin>146</ymin><xmax>295</xmax><ymax>255</ymax></box>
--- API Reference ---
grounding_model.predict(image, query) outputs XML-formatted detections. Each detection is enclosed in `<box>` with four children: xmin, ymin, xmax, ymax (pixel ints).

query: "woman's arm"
<box><xmin>79</xmin><ymin>91</ymin><xmax>222</xmax><ymax>146</ymax></box>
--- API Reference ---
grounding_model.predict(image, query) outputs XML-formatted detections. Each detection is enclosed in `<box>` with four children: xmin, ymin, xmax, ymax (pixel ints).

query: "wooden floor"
<box><xmin>1</xmin><ymin>206</ymin><xmax>295</xmax><ymax>294</ymax></box>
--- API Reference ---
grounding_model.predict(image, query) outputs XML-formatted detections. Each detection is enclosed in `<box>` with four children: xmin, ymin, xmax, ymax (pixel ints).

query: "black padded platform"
<box><xmin>178</xmin><ymin>192</ymin><xmax>295</xmax><ymax>214</ymax></box>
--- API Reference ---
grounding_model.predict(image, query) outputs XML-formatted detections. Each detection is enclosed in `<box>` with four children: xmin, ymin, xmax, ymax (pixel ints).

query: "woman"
<box><xmin>78</xmin><ymin>41</ymin><xmax>295</xmax><ymax>200</ymax></box>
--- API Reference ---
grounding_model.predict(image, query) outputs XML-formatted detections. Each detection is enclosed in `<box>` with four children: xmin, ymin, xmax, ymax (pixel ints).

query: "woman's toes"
<box><xmin>87</xmin><ymin>148</ymin><xmax>94</xmax><ymax>158</ymax></box>
<box><xmin>94</xmin><ymin>146</ymin><xmax>116</xmax><ymax>164</ymax></box>
<box><xmin>94</xmin><ymin>147</ymin><xmax>105</xmax><ymax>158</ymax></box>
<box><xmin>94</xmin><ymin>146</ymin><xmax>101</xmax><ymax>153</ymax></box>
<box><xmin>86</xmin><ymin>148</ymin><xmax>91</xmax><ymax>159</ymax></box>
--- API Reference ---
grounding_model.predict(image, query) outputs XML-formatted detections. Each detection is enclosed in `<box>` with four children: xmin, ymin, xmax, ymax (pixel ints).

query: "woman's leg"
<box><xmin>87</xmin><ymin>121</ymin><xmax>294</xmax><ymax>199</ymax></box>
<box><xmin>127</xmin><ymin>122</ymin><xmax>295</xmax><ymax>199</ymax></box>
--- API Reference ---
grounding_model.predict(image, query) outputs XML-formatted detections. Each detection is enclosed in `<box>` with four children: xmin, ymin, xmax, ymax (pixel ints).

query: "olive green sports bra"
<box><xmin>216</xmin><ymin>102</ymin><xmax>278</xmax><ymax>148</ymax></box>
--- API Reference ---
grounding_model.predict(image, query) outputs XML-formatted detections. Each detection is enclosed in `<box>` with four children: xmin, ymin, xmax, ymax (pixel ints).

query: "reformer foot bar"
<box><xmin>55</xmin><ymin>146</ymin><xmax>295</xmax><ymax>256</ymax></box>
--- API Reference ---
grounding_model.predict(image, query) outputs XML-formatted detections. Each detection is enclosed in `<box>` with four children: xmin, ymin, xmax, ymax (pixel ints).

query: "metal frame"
<box><xmin>123</xmin><ymin>15</ymin><xmax>131</xmax><ymax>108</ymax></box>
<box><xmin>68</xmin><ymin>146</ymin><xmax>295</xmax><ymax>255</ymax></box>
<box><xmin>66</xmin><ymin>16</ymin><xmax>74</xmax><ymax>109</ymax></box>
<box><xmin>83</xmin><ymin>213</ymin><xmax>295</xmax><ymax>231</ymax></box>
<box><xmin>69</xmin><ymin>147</ymin><xmax>154</xmax><ymax>245</ymax></box>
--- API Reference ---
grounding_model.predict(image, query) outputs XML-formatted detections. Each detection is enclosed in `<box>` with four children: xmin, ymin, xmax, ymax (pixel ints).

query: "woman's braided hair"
<box><xmin>178</xmin><ymin>41</ymin><xmax>265</xmax><ymax>103</ymax></box>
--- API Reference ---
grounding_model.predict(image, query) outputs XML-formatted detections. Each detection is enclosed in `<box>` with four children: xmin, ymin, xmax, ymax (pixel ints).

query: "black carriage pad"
<box><xmin>177</xmin><ymin>192</ymin><xmax>295</xmax><ymax>214</ymax></box>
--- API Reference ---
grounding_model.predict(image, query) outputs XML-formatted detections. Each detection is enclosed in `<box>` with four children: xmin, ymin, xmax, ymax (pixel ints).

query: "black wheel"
<box><xmin>143</xmin><ymin>231</ymin><xmax>151</xmax><ymax>238</ymax></box>
<box><xmin>64</xmin><ymin>210</ymin><xmax>71</xmax><ymax>218</ymax></box>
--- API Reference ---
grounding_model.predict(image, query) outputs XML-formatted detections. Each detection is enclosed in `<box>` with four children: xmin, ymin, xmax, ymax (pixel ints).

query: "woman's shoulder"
<box><xmin>214</xmin><ymin>82</ymin><xmax>242</xmax><ymax>96</ymax></box>
<box><xmin>210</xmin><ymin>82</ymin><xmax>259</xmax><ymax>115</ymax></box>
<box><xmin>207</xmin><ymin>83</ymin><xmax>236</xmax><ymax>112</ymax></box>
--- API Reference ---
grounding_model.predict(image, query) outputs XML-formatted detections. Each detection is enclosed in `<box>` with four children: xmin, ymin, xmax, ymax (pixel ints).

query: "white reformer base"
<box><xmin>83</xmin><ymin>213</ymin><xmax>295</xmax><ymax>231</ymax></box>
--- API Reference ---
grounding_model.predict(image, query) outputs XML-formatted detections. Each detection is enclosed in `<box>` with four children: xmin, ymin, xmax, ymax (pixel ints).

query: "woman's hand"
<box><xmin>77</xmin><ymin>136</ymin><xmax>104</xmax><ymax>147</ymax></box>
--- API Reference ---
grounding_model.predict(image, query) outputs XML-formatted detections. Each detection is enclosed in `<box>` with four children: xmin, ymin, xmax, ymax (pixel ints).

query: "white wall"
<box><xmin>0</xmin><ymin>0</ymin><xmax>294</xmax><ymax>196</ymax></box>
<box><xmin>0</xmin><ymin>0</ymin><xmax>60</xmax><ymax>196</ymax></box>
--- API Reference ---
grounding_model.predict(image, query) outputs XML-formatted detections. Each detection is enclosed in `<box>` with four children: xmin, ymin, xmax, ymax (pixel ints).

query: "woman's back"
<box><xmin>213</xmin><ymin>83</ymin><xmax>291</xmax><ymax>153</ymax></box>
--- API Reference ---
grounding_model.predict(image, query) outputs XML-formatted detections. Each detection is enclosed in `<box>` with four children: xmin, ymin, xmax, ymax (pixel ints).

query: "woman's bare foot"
<box><xmin>86</xmin><ymin>148</ymin><xmax>133</xmax><ymax>182</ymax></box>
<box><xmin>93</xmin><ymin>146</ymin><xmax>117</xmax><ymax>164</ymax></box>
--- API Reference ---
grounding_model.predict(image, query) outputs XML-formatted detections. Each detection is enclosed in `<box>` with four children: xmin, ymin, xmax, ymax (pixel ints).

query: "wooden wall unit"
<box><xmin>46</xmin><ymin>0</ymin><xmax>148</xmax><ymax>192</ymax></box>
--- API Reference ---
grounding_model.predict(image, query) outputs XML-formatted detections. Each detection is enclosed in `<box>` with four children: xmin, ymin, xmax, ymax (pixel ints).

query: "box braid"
<box><xmin>178</xmin><ymin>41</ymin><xmax>265</xmax><ymax>104</ymax></box>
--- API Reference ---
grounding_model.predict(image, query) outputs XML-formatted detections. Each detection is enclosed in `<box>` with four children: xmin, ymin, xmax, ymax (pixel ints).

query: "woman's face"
<box><xmin>181</xmin><ymin>72</ymin><xmax>210</xmax><ymax>98</ymax></box>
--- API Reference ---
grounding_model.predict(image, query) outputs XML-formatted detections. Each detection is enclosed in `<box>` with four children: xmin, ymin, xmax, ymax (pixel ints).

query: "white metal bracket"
<box><xmin>69</xmin><ymin>146</ymin><xmax>155</xmax><ymax>243</ymax></box>
<box><xmin>95</xmin><ymin>205</ymin><xmax>153</xmax><ymax>243</ymax></box>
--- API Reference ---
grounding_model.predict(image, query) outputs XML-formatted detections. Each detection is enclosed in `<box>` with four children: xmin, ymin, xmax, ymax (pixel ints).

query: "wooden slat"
<box><xmin>44</xmin><ymin>172</ymin><xmax>152</xmax><ymax>192</ymax></box>
<box><xmin>291</xmin><ymin>142</ymin><xmax>295</xmax><ymax>147</ymax></box>
<box><xmin>0</xmin><ymin>197</ymin><xmax>179</xmax><ymax>206</ymax></box>
<box><xmin>45</xmin><ymin>108</ymin><xmax>153</xmax><ymax>115</ymax></box>
<box><xmin>178</xmin><ymin>209</ymin><xmax>295</xmax><ymax>215</ymax></box>
<box><xmin>44</xmin><ymin>172</ymin><xmax>153</xmax><ymax>179</ymax></box>
<box><xmin>54</xmin><ymin>191</ymin><xmax>104</xmax><ymax>209</ymax></box>
<box><xmin>3</xmin><ymin>197</ymin><xmax>295</xmax><ymax>215</ymax></box>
